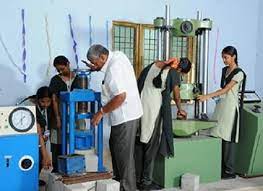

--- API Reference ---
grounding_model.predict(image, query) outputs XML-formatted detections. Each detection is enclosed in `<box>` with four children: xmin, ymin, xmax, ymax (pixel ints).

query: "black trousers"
<box><xmin>222</xmin><ymin>140</ymin><xmax>235</xmax><ymax>174</ymax></box>
<box><xmin>39</xmin><ymin>142</ymin><xmax>47</xmax><ymax>174</ymax></box>
<box><xmin>135</xmin><ymin>114</ymin><xmax>161</xmax><ymax>186</ymax></box>
<box><xmin>39</xmin><ymin>148</ymin><xmax>42</xmax><ymax>174</ymax></box>
<box><xmin>109</xmin><ymin>119</ymin><xmax>138</xmax><ymax>191</ymax></box>
<box><xmin>51</xmin><ymin>143</ymin><xmax>62</xmax><ymax>173</ymax></box>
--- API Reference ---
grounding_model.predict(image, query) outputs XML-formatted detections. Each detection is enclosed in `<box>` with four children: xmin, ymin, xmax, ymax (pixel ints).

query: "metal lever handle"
<box><xmin>252</xmin><ymin>105</ymin><xmax>261</xmax><ymax>113</ymax></box>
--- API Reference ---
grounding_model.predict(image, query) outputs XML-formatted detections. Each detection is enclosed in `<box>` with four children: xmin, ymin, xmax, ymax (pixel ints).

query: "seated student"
<box><xmin>20</xmin><ymin>86</ymin><xmax>53</xmax><ymax>185</ymax></box>
<box><xmin>35</xmin><ymin>86</ymin><xmax>52</xmax><ymax>174</ymax></box>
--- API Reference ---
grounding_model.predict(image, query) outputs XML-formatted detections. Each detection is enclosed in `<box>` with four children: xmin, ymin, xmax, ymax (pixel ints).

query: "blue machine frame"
<box><xmin>0</xmin><ymin>134</ymin><xmax>39</xmax><ymax>191</ymax></box>
<box><xmin>60</xmin><ymin>89</ymin><xmax>105</xmax><ymax>172</ymax></box>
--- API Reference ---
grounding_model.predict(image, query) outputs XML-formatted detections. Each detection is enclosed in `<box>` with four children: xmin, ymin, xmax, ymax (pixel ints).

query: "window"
<box><xmin>113</xmin><ymin>23</ymin><xmax>136</xmax><ymax>65</ymax></box>
<box><xmin>112</xmin><ymin>21</ymin><xmax>194</xmax><ymax>82</ymax></box>
<box><xmin>141</xmin><ymin>25</ymin><xmax>157</xmax><ymax>68</ymax></box>
<box><xmin>112</xmin><ymin>21</ymin><xmax>139</xmax><ymax>76</ymax></box>
<box><xmin>171</xmin><ymin>36</ymin><xmax>188</xmax><ymax>58</ymax></box>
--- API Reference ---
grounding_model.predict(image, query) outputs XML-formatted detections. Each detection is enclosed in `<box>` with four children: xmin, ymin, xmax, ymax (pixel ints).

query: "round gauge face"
<box><xmin>180</xmin><ymin>21</ymin><xmax>193</xmax><ymax>34</ymax></box>
<box><xmin>9</xmin><ymin>107</ymin><xmax>35</xmax><ymax>132</ymax></box>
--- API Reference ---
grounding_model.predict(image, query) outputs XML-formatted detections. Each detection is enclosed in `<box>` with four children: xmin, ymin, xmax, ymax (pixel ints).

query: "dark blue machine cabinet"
<box><xmin>60</xmin><ymin>89</ymin><xmax>104</xmax><ymax>172</ymax></box>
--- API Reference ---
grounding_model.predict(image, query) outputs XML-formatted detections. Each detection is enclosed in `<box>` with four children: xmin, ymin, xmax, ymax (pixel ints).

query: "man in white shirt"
<box><xmin>85</xmin><ymin>44</ymin><xmax>143</xmax><ymax>191</ymax></box>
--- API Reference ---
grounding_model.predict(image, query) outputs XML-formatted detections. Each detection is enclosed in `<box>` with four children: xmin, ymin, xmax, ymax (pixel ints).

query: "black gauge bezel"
<box><xmin>9</xmin><ymin>107</ymin><xmax>35</xmax><ymax>132</ymax></box>
<box><xmin>180</xmin><ymin>21</ymin><xmax>193</xmax><ymax>34</ymax></box>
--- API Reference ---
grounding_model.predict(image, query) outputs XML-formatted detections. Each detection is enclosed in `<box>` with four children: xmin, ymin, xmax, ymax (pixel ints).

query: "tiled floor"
<box><xmin>158</xmin><ymin>176</ymin><xmax>263</xmax><ymax>191</ymax></box>
<box><xmin>40</xmin><ymin>174</ymin><xmax>263</xmax><ymax>191</ymax></box>
<box><xmin>39</xmin><ymin>148</ymin><xmax>263</xmax><ymax>191</ymax></box>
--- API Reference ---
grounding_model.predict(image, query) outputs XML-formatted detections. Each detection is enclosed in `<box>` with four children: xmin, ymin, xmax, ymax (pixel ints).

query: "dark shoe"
<box><xmin>51</xmin><ymin>168</ymin><xmax>58</xmax><ymax>173</ymax></box>
<box><xmin>112</xmin><ymin>176</ymin><xmax>120</xmax><ymax>182</ymax></box>
<box><xmin>39</xmin><ymin>180</ymin><xmax>46</xmax><ymax>186</ymax></box>
<box><xmin>140</xmin><ymin>182</ymin><xmax>162</xmax><ymax>190</ymax></box>
<box><xmin>136</xmin><ymin>182</ymin><xmax>142</xmax><ymax>189</ymax></box>
<box><xmin>222</xmin><ymin>172</ymin><xmax>236</xmax><ymax>179</ymax></box>
<box><xmin>136</xmin><ymin>182</ymin><xmax>142</xmax><ymax>190</ymax></box>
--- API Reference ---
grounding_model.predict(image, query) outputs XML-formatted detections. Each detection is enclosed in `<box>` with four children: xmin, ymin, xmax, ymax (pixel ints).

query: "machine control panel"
<box><xmin>0</xmin><ymin>106</ymin><xmax>37</xmax><ymax>136</ymax></box>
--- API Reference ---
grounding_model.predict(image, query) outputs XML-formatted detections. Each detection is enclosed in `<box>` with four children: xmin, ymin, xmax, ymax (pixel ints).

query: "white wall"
<box><xmin>0</xmin><ymin>0</ymin><xmax>259</xmax><ymax>106</ymax></box>
<box><xmin>0</xmin><ymin>0</ymin><xmax>260</xmax><ymax>149</ymax></box>
<box><xmin>173</xmin><ymin>0</ymin><xmax>258</xmax><ymax>91</ymax></box>
<box><xmin>172</xmin><ymin>0</ymin><xmax>259</xmax><ymax>114</ymax></box>
<box><xmin>256</xmin><ymin>0</ymin><xmax>263</xmax><ymax>97</ymax></box>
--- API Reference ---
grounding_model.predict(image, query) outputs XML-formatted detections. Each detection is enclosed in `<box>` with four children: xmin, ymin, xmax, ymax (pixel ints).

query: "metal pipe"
<box><xmin>202</xmin><ymin>29</ymin><xmax>210</xmax><ymax>114</ymax></box>
<box><xmin>194</xmin><ymin>34</ymin><xmax>201</xmax><ymax>118</ymax></box>
<box><xmin>61</xmin><ymin>102</ymin><xmax>67</xmax><ymax>155</ymax></box>
<box><xmin>163</xmin><ymin>4</ymin><xmax>171</xmax><ymax>60</ymax></box>
<box><xmin>156</xmin><ymin>29</ymin><xmax>163</xmax><ymax>60</ymax></box>
<box><xmin>196</xmin><ymin>10</ymin><xmax>202</xmax><ymax>84</ymax></box>
<box><xmin>163</xmin><ymin>30</ymin><xmax>170</xmax><ymax>60</ymax></box>
<box><xmin>77</xmin><ymin>74</ymin><xmax>88</xmax><ymax>114</ymax></box>
<box><xmin>194</xmin><ymin>11</ymin><xmax>202</xmax><ymax>118</ymax></box>
<box><xmin>190</xmin><ymin>37</ymin><xmax>196</xmax><ymax>84</ymax></box>
<box><xmin>69</xmin><ymin>101</ymin><xmax>76</xmax><ymax>154</ymax></box>
<box><xmin>75</xmin><ymin>70</ymin><xmax>90</xmax><ymax>114</ymax></box>
<box><xmin>165</xmin><ymin>4</ymin><xmax>170</xmax><ymax>26</ymax></box>
<box><xmin>196</xmin><ymin>35</ymin><xmax>202</xmax><ymax>84</ymax></box>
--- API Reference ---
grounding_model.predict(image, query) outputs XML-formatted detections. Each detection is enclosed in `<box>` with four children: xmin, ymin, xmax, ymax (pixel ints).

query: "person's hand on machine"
<box><xmin>81</xmin><ymin>60</ymin><xmax>98</xmax><ymax>71</ymax></box>
<box><xmin>177</xmin><ymin>110</ymin><xmax>187</xmax><ymax>120</ymax></box>
<box><xmin>91</xmin><ymin>108</ymin><xmax>104</xmax><ymax>126</ymax></box>
<box><xmin>197</xmin><ymin>94</ymin><xmax>210</xmax><ymax>102</ymax></box>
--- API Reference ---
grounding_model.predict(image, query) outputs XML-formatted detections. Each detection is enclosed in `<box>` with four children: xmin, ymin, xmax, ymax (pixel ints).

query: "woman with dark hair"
<box><xmin>35</xmin><ymin>86</ymin><xmax>53</xmax><ymax>186</ymax></box>
<box><xmin>198</xmin><ymin>46</ymin><xmax>246</xmax><ymax>179</ymax></box>
<box><xmin>49</xmin><ymin>55</ymin><xmax>78</xmax><ymax>172</ymax></box>
<box><xmin>136</xmin><ymin>57</ymin><xmax>192</xmax><ymax>190</ymax></box>
<box><xmin>20</xmin><ymin>86</ymin><xmax>53</xmax><ymax>186</ymax></box>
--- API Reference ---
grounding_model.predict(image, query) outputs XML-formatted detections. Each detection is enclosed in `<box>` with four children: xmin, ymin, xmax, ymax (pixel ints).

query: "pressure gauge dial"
<box><xmin>9</xmin><ymin>107</ymin><xmax>35</xmax><ymax>132</ymax></box>
<box><xmin>180</xmin><ymin>21</ymin><xmax>193</xmax><ymax>34</ymax></box>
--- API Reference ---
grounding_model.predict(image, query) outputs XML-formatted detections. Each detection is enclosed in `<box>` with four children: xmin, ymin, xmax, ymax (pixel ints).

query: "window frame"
<box><xmin>112</xmin><ymin>21</ymin><xmax>195</xmax><ymax>82</ymax></box>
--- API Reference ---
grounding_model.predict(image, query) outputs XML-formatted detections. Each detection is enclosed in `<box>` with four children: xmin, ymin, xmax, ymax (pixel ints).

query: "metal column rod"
<box><xmin>163</xmin><ymin>4</ymin><xmax>171</xmax><ymax>60</ymax></box>
<box><xmin>202</xmin><ymin>29</ymin><xmax>210</xmax><ymax>114</ymax></box>
<box><xmin>156</xmin><ymin>28</ymin><xmax>163</xmax><ymax>60</ymax></box>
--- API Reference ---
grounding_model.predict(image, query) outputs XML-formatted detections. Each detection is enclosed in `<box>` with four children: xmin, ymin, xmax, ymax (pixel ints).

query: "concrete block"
<box><xmin>80</xmin><ymin>181</ymin><xmax>96</xmax><ymax>190</ymax></box>
<box><xmin>64</xmin><ymin>184</ymin><xmax>87</xmax><ymax>191</ymax></box>
<box><xmin>47</xmin><ymin>172</ymin><xmax>64</xmax><ymax>191</ymax></box>
<box><xmin>181</xmin><ymin>173</ymin><xmax>199</xmax><ymax>191</ymax></box>
<box><xmin>96</xmin><ymin>179</ymin><xmax>120</xmax><ymax>191</ymax></box>
<box><xmin>47</xmin><ymin>171</ymin><xmax>97</xmax><ymax>191</ymax></box>
<box><xmin>64</xmin><ymin>181</ymin><xmax>96</xmax><ymax>191</ymax></box>
<box><xmin>75</xmin><ymin>149</ymin><xmax>98</xmax><ymax>172</ymax></box>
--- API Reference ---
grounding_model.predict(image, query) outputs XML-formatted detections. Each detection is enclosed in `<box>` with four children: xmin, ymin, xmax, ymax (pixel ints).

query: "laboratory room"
<box><xmin>0</xmin><ymin>0</ymin><xmax>262</xmax><ymax>191</ymax></box>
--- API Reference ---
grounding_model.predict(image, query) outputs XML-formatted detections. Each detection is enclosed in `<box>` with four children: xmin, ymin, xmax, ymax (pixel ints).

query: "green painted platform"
<box><xmin>153</xmin><ymin>136</ymin><xmax>221</xmax><ymax>188</ymax></box>
<box><xmin>235</xmin><ymin>103</ymin><xmax>263</xmax><ymax>177</ymax></box>
<box><xmin>173</xmin><ymin>119</ymin><xmax>217</xmax><ymax>137</ymax></box>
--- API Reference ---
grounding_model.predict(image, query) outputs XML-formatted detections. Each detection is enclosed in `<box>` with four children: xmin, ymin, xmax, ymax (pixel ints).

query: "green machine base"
<box><xmin>173</xmin><ymin>119</ymin><xmax>217</xmax><ymax>137</ymax></box>
<box><xmin>235</xmin><ymin>103</ymin><xmax>263</xmax><ymax>177</ymax></box>
<box><xmin>153</xmin><ymin>136</ymin><xmax>221</xmax><ymax>188</ymax></box>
